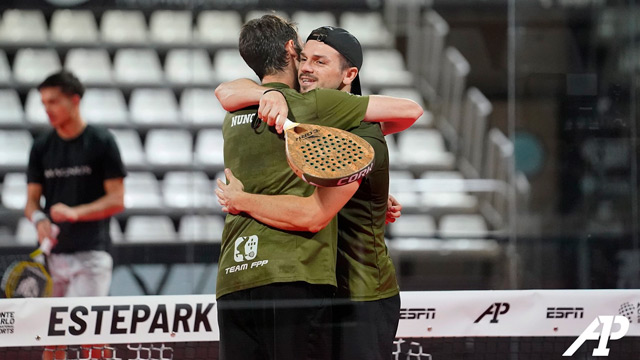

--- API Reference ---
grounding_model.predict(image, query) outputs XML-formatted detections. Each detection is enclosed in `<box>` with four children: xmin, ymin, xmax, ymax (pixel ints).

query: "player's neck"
<box><xmin>56</xmin><ymin>115</ymin><xmax>87</xmax><ymax>140</ymax></box>
<box><xmin>262</xmin><ymin>66</ymin><xmax>298</xmax><ymax>89</ymax></box>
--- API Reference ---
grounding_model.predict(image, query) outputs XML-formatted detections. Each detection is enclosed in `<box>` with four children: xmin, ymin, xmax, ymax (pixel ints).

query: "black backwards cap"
<box><xmin>306</xmin><ymin>26</ymin><xmax>363</xmax><ymax>95</ymax></box>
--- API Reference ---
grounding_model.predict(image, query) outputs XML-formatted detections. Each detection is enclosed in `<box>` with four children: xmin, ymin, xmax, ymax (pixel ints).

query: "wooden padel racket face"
<box><xmin>284</xmin><ymin>122</ymin><xmax>375</xmax><ymax>187</ymax></box>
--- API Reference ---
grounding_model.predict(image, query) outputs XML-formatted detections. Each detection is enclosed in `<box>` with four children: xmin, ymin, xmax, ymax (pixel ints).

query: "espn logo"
<box><xmin>547</xmin><ymin>307</ymin><xmax>584</xmax><ymax>319</ymax></box>
<box><xmin>399</xmin><ymin>308</ymin><xmax>436</xmax><ymax>320</ymax></box>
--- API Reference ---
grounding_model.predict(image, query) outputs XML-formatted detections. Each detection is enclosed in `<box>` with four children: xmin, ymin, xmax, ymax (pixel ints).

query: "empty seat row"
<box><xmin>12</xmin><ymin>215</ymin><xmax>224</xmax><ymax>245</ymax></box>
<box><xmin>0</xmin><ymin>9</ymin><xmax>393</xmax><ymax>48</ymax></box>
<box><xmin>0</xmin><ymin>46</ymin><xmax>410</xmax><ymax>87</ymax></box>
<box><xmin>1</xmin><ymin>87</ymin><xmax>228</xmax><ymax>126</ymax></box>
<box><xmin>0</xmin><ymin>48</ymin><xmax>257</xmax><ymax>86</ymax></box>
<box><xmin>1</xmin><ymin>171</ymin><xmax>224</xmax><ymax>212</ymax></box>
<box><xmin>387</xmin><ymin>213</ymin><xmax>490</xmax><ymax>239</ymax></box>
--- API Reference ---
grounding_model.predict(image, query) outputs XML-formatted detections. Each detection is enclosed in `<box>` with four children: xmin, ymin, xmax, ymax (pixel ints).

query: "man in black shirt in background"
<box><xmin>24</xmin><ymin>70</ymin><xmax>126</xmax><ymax>298</ymax></box>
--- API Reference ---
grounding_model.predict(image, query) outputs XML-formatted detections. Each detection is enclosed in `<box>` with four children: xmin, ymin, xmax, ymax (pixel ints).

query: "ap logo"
<box><xmin>234</xmin><ymin>236</ymin><xmax>258</xmax><ymax>262</ymax></box>
<box><xmin>563</xmin><ymin>315</ymin><xmax>630</xmax><ymax>357</ymax></box>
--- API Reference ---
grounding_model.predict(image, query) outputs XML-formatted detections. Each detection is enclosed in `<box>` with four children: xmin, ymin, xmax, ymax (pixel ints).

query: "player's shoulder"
<box><xmin>32</xmin><ymin>128</ymin><xmax>56</xmax><ymax>149</ymax></box>
<box><xmin>83</xmin><ymin>124</ymin><xmax>117</xmax><ymax>145</ymax></box>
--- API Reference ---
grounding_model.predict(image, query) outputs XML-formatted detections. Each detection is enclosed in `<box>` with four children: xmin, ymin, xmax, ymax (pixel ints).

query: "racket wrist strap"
<box><xmin>263</xmin><ymin>88</ymin><xmax>285</xmax><ymax>97</ymax></box>
<box><xmin>31</xmin><ymin>210</ymin><xmax>48</xmax><ymax>225</ymax></box>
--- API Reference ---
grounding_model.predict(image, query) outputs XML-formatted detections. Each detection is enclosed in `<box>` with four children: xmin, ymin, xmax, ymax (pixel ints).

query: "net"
<box><xmin>0</xmin><ymin>290</ymin><xmax>639</xmax><ymax>360</ymax></box>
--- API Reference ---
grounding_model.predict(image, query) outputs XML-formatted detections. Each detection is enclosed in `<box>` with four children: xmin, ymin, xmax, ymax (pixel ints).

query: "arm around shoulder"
<box><xmin>214</xmin><ymin>78</ymin><xmax>266</xmax><ymax>111</ymax></box>
<box><xmin>364</xmin><ymin>95</ymin><xmax>423</xmax><ymax>135</ymax></box>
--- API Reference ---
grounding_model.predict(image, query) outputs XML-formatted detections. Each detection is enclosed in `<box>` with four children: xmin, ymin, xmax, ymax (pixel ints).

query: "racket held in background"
<box><xmin>0</xmin><ymin>225</ymin><xmax>58</xmax><ymax>298</ymax></box>
<box><xmin>283</xmin><ymin>119</ymin><xmax>375</xmax><ymax>187</ymax></box>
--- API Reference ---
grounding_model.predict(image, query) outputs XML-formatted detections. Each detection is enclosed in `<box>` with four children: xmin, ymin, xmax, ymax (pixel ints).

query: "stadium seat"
<box><xmin>437</xmin><ymin>47</ymin><xmax>470</xmax><ymax>154</ymax></box>
<box><xmin>64</xmin><ymin>48</ymin><xmax>113</xmax><ymax>85</ymax></box>
<box><xmin>165</xmin><ymin>49</ymin><xmax>214</xmax><ymax>85</ymax></box>
<box><xmin>114</xmin><ymin>49</ymin><xmax>164</xmax><ymax>86</ymax></box>
<box><xmin>439</xmin><ymin>214</ymin><xmax>489</xmax><ymax>238</ymax></box>
<box><xmin>125</xmin><ymin>215</ymin><xmax>178</xmax><ymax>243</ymax></box>
<box><xmin>194</xmin><ymin>129</ymin><xmax>224</xmax><ymax>166</ymax></box>
<box><xmin>458</xmin><ymin>87</ymin><xmax>491</xmax><ymax>179</ymax></box>
<box><xmin>24</xmin><ymin>88</ymin><xmax>48</xmax><ymax>125</ymax></box>
<box><xmin>387</xmin><ymin>214</ymin><xmax>436</xmax><ymax>238</ymax></box>
<box><xmin>179</xmin><ymin>215</ymin><xmax>224</xmax><ymax>242</ymax></box>
<box><xmin>384</xmin><ymin>134</ymin><xmax>400</xmax><ymax>168</ymax></box>
<box><xmin>378</xmin><ymin>88</ymin><xmax>433</xmax><ymax>128</ymax></box>
<box><xmin>0</xmin><ymin>89</ymin><xmax>24</xmax><ymax>124</ymax></box>
<box><xmin>1</xmin><ymin>173</ymin><xmax>27</xmax><ymax>210</ymax></box>
<box><xmin>360</xmin><ymin>49</ymin><xmax>412</xmax><ymax>89</ymax></box>
<box><xmin>123</xmin><ymin>172</ymin><xmax>163</xmax><ymax>209</ymax></box>
<box><xmin>245</xmin><ymin>10</ymin><xmax>289</xmax><ymax>21</ymax></box>
<box><xmin>213</xmin><ymin>49</ymin><xmax>260</xmax><ymax>83</ymax></box>
<box><xmin>417</xmin><ymin>10</ymin><xmax>449</xmax><ymax>105</ymax></box>
<box><xmin>101</xmin><ymin>10</ymin><xmax>147</xmax><ymax>44</ymax></box>
<box><xmin>110</xmin><ymin>218</ymin><xmax>124</xmax><ymax>243</ymax></box>
<box><xmin>420</xmin><ymin>171</ymin><xmax>479</xmax><ymax>214</ymax></box>
<box><xmin>145</xmin><ymin>129</ymin><xmax>193</xmax><ymax>166</ymax></box>
<box><xmin>195</xmin><ymin>10</ymin><xmax>242</xmax><ymax>46</ymax></box>
<box><xmin>388</xmin><ymin>170</ymin><xmax>421</xmax><ymax>209</ymax></box>
<box><xmin>0</xmin><ymin>50</ymin><xmax>12</xmax><ymax>84</ymax></box>
<box><xmin>50</xmin><ymin>10</ymin><xmax>99</xmax><ymax>44</ymax></box>
<box><xmin>81</xmin><ymin>88</ymin><xmax>129</xmax><ymax>125</ymax></box>
<box><xmin>13</xmin><ymin>48</ymin><xmax>61</xmax><ymax>85</ymax></box>
<box><xmin>0</xmin><ymin>9</ymin><xmax>48</xmax><ymax>44</ymax></box>
<box><xmin>292</xmin><ymin>11</ymin><xmax>336</xmax><ymax>39</ymax></box>
<box><xmin>15</xmin><ymin>217</ymin><xmax>38</xmax><ymax>246</ymax></box>
<box><xmin>109</xmin><ymin>129</ymin><xmax>146</xmax><ymax>168</ymax></box>
<box><xmin>480</xmin><ymin>129</ymin><xmax>513</xmax><ymax>231</ymax></box>
<box><xmin>396</xmin><ymin>129</ymin><xmax>455</xmax><ymax>170</ymax></box>
<box><xmin>129</xmin><ymin>88</ymin><xmax>180</xmax><ymax>125</ymax></box>
<box><xmin>163</xmin><ymin>171</ymin><xmax>215</xmax><ymax>209</ymax></box>
<box><xmin>339</xmin><ymin>11</ymin><xmax>394</xmax><ymax>48</ymax></box>
<box><xmin>0</xmin><ymin>130</ymin><xmax>33</xmax><ymax>168</ymax></box>
<box><xmin>149</xmin><ymin>10</ymin><xmax>192</xmax><ymax>44</ymax></box>
<box><xmin>180</xmin><ymin>88</ymin><xmax>226</xmax><ymax>125</ymax></box>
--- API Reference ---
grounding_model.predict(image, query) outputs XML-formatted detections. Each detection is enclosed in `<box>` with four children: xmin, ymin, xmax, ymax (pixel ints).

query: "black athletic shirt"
<box><xmin>27</xmin><ymin>125</ymin><xmax>126</xmax><ymax>253</ymax></box>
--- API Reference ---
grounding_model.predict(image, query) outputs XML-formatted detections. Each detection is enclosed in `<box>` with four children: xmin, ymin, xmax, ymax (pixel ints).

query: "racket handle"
<box><xmin>282</xmin><ymin>118</ymin><xmax>298</xmax><ymax>131</ymax></box>
<box><xmin>40</xmin><ymin>224</ymin><xmax>60</xmax><ymax>256</ymax></box>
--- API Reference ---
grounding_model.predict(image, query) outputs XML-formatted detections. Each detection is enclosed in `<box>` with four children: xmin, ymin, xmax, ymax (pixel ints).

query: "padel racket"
<box><xmin>0</xmin><ymin>226</ymin><xmax>58</xmax><ymax>298</ymax></box>
<box><xmin>283</xmin><ymin>119</ymin><xmax>375</xmax><ymax>187</ymax></box>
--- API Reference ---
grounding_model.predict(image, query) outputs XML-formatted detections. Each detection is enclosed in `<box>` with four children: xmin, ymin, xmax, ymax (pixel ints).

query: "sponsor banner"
<box><xmin>2</xmin><ymin>290</ymin><xmax>640</xmax><ymax>346</ymax></box>
<box><xmin>397</xmin><ymin>290</ymin><xmax>640</xmax><ymax>338</ymax></box>
<box><xmin>0</xmin><ymin>295</ymin><xmax>217</xmax><ymax>347</ymax></box>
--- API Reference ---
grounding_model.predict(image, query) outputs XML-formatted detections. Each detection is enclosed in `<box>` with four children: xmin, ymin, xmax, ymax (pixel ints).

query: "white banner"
<box><xmin>1</xmin><ymin>290</ymin><xmax>640</xmax><ymax>347</ymax></box>
<box><xmin>0</xmin><ymin>295</ymin><xmax>218</xmax><ymax>347</ymax></box>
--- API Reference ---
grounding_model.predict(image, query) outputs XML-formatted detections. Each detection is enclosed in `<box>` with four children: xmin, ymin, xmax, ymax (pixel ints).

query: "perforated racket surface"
<box><xmin>284</xmin><ymin>120</ymin><xmax>374</xmax><ymax>187</ymax></box>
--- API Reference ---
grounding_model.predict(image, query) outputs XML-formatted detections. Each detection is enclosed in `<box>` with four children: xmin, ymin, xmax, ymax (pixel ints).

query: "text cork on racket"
<box><xmin>283</xmin><ymin>119</ymin><xmax>375</xmax><ymax>187</ymax></box>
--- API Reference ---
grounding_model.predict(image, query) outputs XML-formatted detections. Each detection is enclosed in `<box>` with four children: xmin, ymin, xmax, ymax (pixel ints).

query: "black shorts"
<box><xmin>333</xmin><ymin>294</ymin><xmax>401</xmax><ymax>360</ymax></box>
<box><xmin>217</xmin><ymin>282</ymin><xmax>334</xmax><ymax>360</ymax></box>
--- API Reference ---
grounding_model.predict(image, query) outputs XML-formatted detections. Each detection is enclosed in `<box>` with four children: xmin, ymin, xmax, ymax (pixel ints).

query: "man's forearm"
<box><xmin>215</xmin><ymin>78</ymin><xmax>266</xmax><ymax>111</ymax></box>
<box><xmin>74</xmin><ymin>193</ymin><xmax>124</xmax><ymax>222</ymax></box>
<box><xmin>364</xmin><ymin>95</ymin><xmax>422</xmax><ymax>133</ymax></box>
<box><xmin>235</xmin><ymin>192</ymin><xmax>323</xmax><ymax>232</ymax></box>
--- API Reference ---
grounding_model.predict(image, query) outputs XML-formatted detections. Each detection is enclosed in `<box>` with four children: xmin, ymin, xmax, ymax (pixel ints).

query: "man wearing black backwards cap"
<box><xmin>217</xmin><ymin>24</ymin><xmax>411</xmax><ymax>360</ymax></box>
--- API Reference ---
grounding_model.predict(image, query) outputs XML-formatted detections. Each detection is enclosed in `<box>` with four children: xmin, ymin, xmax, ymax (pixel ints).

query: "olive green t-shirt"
<box><xmin>217</xmin><ymin>83</ymin><xmax>370</xmax><ymax>299</ymax></box>
<box><xmin>336</xmin><ymin>121</ymin><xmax>400</xmax><ymax>301</ymax></box>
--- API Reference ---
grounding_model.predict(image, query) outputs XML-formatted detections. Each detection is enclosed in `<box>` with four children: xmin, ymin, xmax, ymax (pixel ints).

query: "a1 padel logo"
<box><xmin>234</xmin><ymin>235</ymin><xmax>258</xmax><ymax>262</ymax></box>
<box><xmin>474</xmin><ymin>302</ymin><xmax>510</xmax><ymax>323</ymax></box>
<box><xmin>563</xmin><ymin>315</ymin><xmax>629</xmax><ymax>357</ymax></box>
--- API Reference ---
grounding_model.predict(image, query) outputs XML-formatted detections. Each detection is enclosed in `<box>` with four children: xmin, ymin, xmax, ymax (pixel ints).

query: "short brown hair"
<box><xmin>239</xmin><ymin>14</ymin><xmax>302</xmax><ymax>80</ymax></box>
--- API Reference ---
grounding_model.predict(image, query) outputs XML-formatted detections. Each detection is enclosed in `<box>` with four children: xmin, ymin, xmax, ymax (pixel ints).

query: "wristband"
<box><xmin>263</xmin><ymin>88</ymin><xmax>285</xmax><ymax>97</ymax></box>
<box><xmin>31</xmin><ymin>210</ymin><xmax>48</xmax><ymax>225</ymax></box>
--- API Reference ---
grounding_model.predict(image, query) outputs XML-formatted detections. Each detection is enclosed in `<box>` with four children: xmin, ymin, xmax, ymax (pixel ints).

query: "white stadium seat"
<box><xmin>50</xmin><ymin>10</ymin><xmax>99</xmax><ymax>44</ymax></box>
